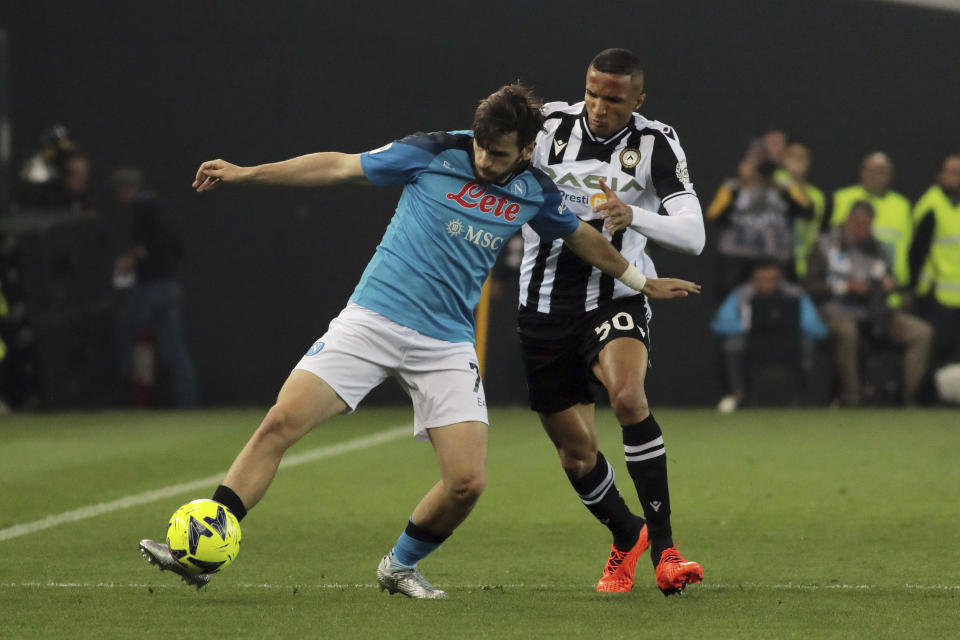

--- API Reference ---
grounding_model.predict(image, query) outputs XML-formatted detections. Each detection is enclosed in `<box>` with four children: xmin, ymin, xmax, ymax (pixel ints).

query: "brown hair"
<box><xmin>473</xmin><ymin>84</ymin><xmax>544</xmax><ymax>150</ymax></box>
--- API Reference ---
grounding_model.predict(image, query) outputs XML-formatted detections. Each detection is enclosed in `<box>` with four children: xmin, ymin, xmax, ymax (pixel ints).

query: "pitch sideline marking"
<box><xmin>1</xmin><ymin>581</ymin><xmax>958</xmax><ymax>591</ymax></box>
<box><xmin>0</xmin><ymin>425</ymin><xmax>412</xmax><ymax>543</ymax></box>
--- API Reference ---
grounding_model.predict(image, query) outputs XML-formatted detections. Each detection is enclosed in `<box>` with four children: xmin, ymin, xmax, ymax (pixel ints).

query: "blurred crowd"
<box><xmin>2</xmin><ymin>123</ymin><xmax>958</xmax><ymax>412</ymax></box>
<box><xmin>707</xmin><ymin>130</ymin><xmax>960</xmax><ymax>410</ymax></box>
<box><xmin>0</xmin><ymin>125</ymin><xmax>197</xmax><ymax>411</ymax></box>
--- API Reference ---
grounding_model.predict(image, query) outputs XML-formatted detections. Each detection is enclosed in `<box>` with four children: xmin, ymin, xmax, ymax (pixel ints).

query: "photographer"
<box><xmin>706</xmin><ymin>140</ymin><xmax>814</xmax><ymax>298</ymax></box>
<box><xmin>15</xmin><ymin>124</ymin><xmax>93</xmax><ymax>213</ymax></box>
<box><xmin>830</xmin><ymin>152</ymin><xmax>912</xmax><ymax>308</ymax></box>
<box><xmin>805</xmin><ymin>201</ymin><xmax>932</xmax><ymax>406</ymax></box>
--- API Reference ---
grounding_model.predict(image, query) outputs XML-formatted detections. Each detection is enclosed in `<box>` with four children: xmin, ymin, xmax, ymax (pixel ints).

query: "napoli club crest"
<box><xmin>305</xmin><ymin>340</ymin><xmax>325</xmax><ymax>356</ymax></box>
<box><xmin>509</xmin><ymin>179</ymin><xmax>527</xmax><ymax>197</ymax></box>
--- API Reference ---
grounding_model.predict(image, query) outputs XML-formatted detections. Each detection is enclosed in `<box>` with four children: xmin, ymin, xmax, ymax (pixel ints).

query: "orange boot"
<box><xmin>655</xmin><ymin>546</ymin><xmax>703</xmax><ymax>596</ymax></box>
<box><xmin>596</xmin><ymin>524</ymin><xmax>649</xmax><ymax>592</ymax></box>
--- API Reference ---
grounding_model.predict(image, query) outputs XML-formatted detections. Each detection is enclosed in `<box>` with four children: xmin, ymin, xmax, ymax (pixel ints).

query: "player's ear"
<box><xmin>521</xmin><ymin>141</ymin><xmax>536</xmax><ymax>162</ymax></box>
<box><xmin>634</xmin><ymin>92</ymin><xmax>646</xmax><ymax>111</ymax></box>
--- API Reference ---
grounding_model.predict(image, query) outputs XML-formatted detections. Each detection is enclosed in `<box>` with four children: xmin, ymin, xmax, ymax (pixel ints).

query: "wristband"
<box><xmin>619</xmin><ymin>265</ymin><xmax>647</xmax><ymax>292</ymax></box>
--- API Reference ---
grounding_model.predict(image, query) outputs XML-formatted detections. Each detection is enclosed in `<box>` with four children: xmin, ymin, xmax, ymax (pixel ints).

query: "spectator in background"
<box><xmin>112</xmin><ymin>168</ymin><xmax>198</xmax><ymax>408</ymax></box>
<box><xmin>711</xmin><ymin>260</ymin><xmax>826</xmax><ymax>413</ymax></box>
<box><xmin>706</xmin><ymin>142</ymin><xmax>813</xmax><ymax>297</ymax></box>
<box><xmin>759</xmin><ymin>129</ymin><xmax>788</xmax><ymax>167</ymax></box>
<box><xmin>52</xmin><ymin>154</ymin><xmax>94</xmax><ymax>213</ymax></box>
<box><xmin>15</xmin><ymin>124</ymin><xmax>78</xmax><ymax>211</ymax></box>
<box><xmin>805</xmin><ymin>202</ymin><xmax>932</xmax><ymax>406</ymax></box>
<box><xmin>909</xmin><ymin>152</ymin><xmax>960</xmax><ymax>370</ymax></box>
<box><xmin>831</xmin><ymin>152</ymin><xmax>912</xmax><ymax>306</ymax></box>
<box><xmin>21</xmin><ymin>152</ymin><xmax>93</xmax><ymax>214</ymax></box>
<box><xmin>778</xmin><ymin>142</ymin><xmax>826</xmax><ymax>278</ymax></box>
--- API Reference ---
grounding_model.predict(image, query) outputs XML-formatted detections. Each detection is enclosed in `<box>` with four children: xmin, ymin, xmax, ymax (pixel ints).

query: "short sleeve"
<box><xmin>528</xmin><ymin>188</ymin><xmax>579</xmax><ymax>241</ymax></box>
<box><xmin>360</xmin><ymin>134</ymin><xmax>438</xmax><ymax>187</ymax></box>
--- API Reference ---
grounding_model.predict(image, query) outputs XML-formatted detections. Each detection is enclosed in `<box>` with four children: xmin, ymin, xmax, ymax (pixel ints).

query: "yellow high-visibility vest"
<box><xmin>913</xmin><ymin>185</ymin><xmax>960</xmax><ymax>308</ymax></box>
<box><xmin>773</xmin><ymin>168</ymin><xmax>824</xmax><ymax>277</ymax></box>
<box><xmin>831</xmin><ymin>185</ymin><xmax>913</xmax><ymax>287</ymax></box>
<box><xmin>793</xmin><ymin>182</ymin><xmax>826</xmax><ymax>278</ymax></box>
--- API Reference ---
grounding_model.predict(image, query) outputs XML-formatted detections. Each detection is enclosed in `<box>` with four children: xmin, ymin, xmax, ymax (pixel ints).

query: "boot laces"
<box><xmin>660</xmin><ymin>546</ymin><xmax>683</xmax><ymax>565</ymax></box>
<box><xmin>604</xmin><ymin>548</ymin><xmax>627</xmax><ymax>573</ymax></box>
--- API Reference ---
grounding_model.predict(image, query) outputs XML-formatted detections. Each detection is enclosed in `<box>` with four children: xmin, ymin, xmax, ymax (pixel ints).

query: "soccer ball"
<box><xmin>166</xmin><ymin>499</ymin><xmax>242</xmax><ymax>574</ymax></box>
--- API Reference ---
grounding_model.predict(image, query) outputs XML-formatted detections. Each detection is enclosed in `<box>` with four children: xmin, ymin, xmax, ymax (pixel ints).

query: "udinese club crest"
<box><xmin>619</xmin><ymin>147</ymin><xmax>641</xmax><ymax>169</ymax></box>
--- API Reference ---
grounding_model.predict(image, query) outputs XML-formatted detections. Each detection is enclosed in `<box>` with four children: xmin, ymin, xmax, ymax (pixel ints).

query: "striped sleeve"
<box><xmin>649</xmin><ymin>127</ymin><xmax>695</xmax><ymax>203</ymax></box>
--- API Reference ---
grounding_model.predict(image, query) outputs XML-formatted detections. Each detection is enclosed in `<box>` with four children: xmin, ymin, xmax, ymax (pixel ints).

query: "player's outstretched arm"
<box><xmin>562</xmin><ymin>220</ymin><xmax>700</xmax><ymax>299</ymax></box>
<box><xmin>192</xmin><ymin>153</ymin><xmax>368</xmax><ymax>192</ymax></box>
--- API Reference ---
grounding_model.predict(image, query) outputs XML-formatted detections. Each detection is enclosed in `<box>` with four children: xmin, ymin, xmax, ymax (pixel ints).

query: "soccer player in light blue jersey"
<box><xmin>138</xmin><ymin>84</ymin><xmax>700</xmax><ymax>598</ymax></box>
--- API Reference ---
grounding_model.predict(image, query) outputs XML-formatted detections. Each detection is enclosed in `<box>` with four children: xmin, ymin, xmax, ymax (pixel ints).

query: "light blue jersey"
<box><xmin>353</xmin><ymin>131</ymin><xmax>577</xmax><ymax>343</ymax></box>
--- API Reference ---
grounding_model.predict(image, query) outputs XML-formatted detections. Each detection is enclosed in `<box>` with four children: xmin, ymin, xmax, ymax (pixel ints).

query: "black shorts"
<box><xmin>518</xmin><ymin>295</ymin><xmax>651</xmax><ymax>414</ymax></box>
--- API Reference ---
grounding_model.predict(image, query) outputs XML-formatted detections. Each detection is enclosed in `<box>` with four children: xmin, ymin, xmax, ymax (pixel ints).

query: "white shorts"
<box><xmin>294</xmin><ymin>302</ymin><xmax>489</xmax><ymax>441</ymax></box>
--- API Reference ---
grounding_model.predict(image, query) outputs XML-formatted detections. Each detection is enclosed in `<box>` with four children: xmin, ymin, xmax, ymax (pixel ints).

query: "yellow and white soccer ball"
<box><xmin>166</xmin><ymin>499</ymin><xmax>242</xmax><ymax>575</ymax></box>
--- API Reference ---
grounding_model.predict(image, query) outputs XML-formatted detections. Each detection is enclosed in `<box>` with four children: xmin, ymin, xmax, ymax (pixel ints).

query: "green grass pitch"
<box><xmin>1</xmin><ymin>407</ymin><xmax>957</xmax><ymax>638</ymax></box>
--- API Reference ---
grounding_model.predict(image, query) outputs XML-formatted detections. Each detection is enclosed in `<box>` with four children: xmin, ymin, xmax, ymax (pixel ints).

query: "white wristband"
<box><xmin>619</xmin><ymin>265</ymin><xmax>647</xmax><ymax>292</ymax></box>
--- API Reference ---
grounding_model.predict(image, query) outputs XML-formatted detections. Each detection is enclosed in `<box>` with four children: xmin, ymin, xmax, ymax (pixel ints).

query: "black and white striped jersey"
<box><xmin>519</xmin><ymin>101</ymin><xmax>697</xmax><ymax>315</ymax></box>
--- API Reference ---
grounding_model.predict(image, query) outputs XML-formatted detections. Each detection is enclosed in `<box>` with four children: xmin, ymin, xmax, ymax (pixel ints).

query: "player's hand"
<box><xmin>642</xmin><ymin>277</ymin><xmax>702</xmax><ymax>299</ymax></box>
<box><xmin>595</xmin><ymin>178</ymin><xmax>634</xmax><ymax>232</ymax></box>
<box><xmin>192</xmin><ymin>159</ymin><xmax>247</xmax><ymax>192</ymax></box>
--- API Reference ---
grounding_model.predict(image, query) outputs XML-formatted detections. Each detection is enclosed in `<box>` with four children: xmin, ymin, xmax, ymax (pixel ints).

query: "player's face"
<box><xmin>584</xmin><ymin>66</ymin><xmax>645</xmax><ymax>139</ymax></box>
<box><xmin>473</xmin><ymin>131</ymin><xmax>534</xmax><ymax>184</ymax></box>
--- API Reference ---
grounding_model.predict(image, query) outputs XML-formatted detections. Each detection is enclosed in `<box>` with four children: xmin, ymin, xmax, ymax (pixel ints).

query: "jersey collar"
<box><xmin>578</xmin><ymin>106</ymin><xmax>633</xmax><ymax>145</ymax></box>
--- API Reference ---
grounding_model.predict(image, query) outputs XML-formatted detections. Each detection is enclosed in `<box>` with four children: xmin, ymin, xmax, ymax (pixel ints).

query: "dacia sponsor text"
<box><xmin>538</xmin><ymin>167</ymin><xmax>644</xmax><ymax>193</ymax></box>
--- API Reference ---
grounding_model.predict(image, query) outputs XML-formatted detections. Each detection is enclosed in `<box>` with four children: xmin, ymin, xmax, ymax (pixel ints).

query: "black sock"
<box><xmin>622</xmin><ymin>415</ymin><xmax>673</xmax><ymax>567</ymax></box>
<box><xmin>567</xmin><ymin>451</ymin><xmax>644</xmax><ymax>551</ymax></box>
<box><xmin>404</xmin><ymin>519</ymin><xmax>450</xmax><ymax>543</ymax></box>
<box><xmin>212</xmin><ymin>485</ymin><xmax>248</xmax><ymax>522</ymax></box>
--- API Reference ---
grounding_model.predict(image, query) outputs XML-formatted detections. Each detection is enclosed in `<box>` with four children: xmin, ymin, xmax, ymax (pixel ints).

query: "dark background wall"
<box><xmin>1</xmin><ymin>0</ymin><xmax>958</xmax><ymax>407</ymax></box>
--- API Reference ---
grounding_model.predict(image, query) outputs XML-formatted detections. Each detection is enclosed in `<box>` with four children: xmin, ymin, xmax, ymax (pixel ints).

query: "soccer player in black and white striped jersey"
<box><xmin>518</xmin><ymin>48</ymin><xmax>705</xmax><ymax>595</ymax></box>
